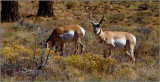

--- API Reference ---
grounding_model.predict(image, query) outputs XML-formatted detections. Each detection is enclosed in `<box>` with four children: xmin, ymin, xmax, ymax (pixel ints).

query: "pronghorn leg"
<box><xmin>77</xmin><ymin>40</ymin><xmax>84</xmax><ymax>54</ymax></box>
<box><xmin>60</xmin><ymin>43</ymin><xmax>64</xmax><ymax>56</ymax></box>
<box><xmin>55</xmin><ymin>46</ymin><xmax>59</xmax><ymax>53</ymax></box>
<box><xmin>108</xmin><ymin>48</ymin><xmax>112</xmax><ymax>59</ymax></box>
<box><xmin>74</xmin><ymin>32</ymin><xmax>79</xmax><ymax>54</ymax></box>
<box><xmin>107</xmin><ymin>44</ymin><xmax>114</xmax><ymax>59</ymax></box>
<box><xmin>74</xmin><ymin>42</ymin><xmax>78</xmax><ymax>54</ymax></box>
<box><xmin>125</xmin><ymin>44</ymin><xmax>135</xmax><ymax>64</ymax></box>
<box><xmin>103</xmin><ymin>50</ymin><xmax>107</xmax><ymax>58</ymax></box>
<box><xmin>130</xmin><ymin>45</ymin><xmax>135</xmax><ymax>64</ymax></box>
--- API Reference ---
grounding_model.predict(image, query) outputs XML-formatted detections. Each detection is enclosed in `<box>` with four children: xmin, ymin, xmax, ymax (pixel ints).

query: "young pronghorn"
<box><xmin>46</xmin><ymin>25</ymin><xmax>85</xmax><ymax>56</ymax></box>
<box><xmin>89</xmin><ymin>14</ymin><xmax>136</xmax><ymax>64</ymax></box>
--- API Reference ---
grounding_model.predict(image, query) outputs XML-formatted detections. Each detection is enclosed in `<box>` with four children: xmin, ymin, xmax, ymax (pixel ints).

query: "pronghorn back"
<box><xmin>102</xmin><ymin>31</ymin><xmax>135</xmax><ymax>40</ymax></box>
<box><xmin>46</xmin><ymin>25</ymin><xmax>85</xmax><ymax>42</ymax></box>
<box><xmin>53</xmin><ymin>25</ymin><xmax>85</xmax><ymax>42</ymax></box>
<box><xmin>98</xmin><ymin>31</ymin><xmax>136</xmax><ymax>49</ymax></box>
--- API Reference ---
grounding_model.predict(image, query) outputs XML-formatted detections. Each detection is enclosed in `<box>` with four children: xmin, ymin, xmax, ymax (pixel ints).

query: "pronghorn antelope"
<box><xmin>46</xmin><ymin>25</ymin><xmax>85</xmax><ymax>56</ymax></box>
<box><xmin>89</xmin><ymin>14</ymin><xmax>136</xmax><ymax>64</ymax></box>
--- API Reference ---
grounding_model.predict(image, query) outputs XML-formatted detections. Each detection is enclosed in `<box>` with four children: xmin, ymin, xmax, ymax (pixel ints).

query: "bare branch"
<box><xmin>34</xmin><ymin>58</ymin><xmax>39</xmax><ymax>68</ymax></box>
<box><xmin>33</xmin><ymin>25</ymin><xmax>39</xmax><ymax>61</ymax></box>
<box><xmin>43</xmin><ymin>44</ymin><xmax>52</xmax><ymax>65</ymax></box>
<box><xmin>32</xmin><ymin>25</ymin><xmax>53</xmax><ymax>70</ymax></box>
<box><xmin>41</xmin><ymin>28</ymin><xmax>45</xmax><ymax>65</ymax></box>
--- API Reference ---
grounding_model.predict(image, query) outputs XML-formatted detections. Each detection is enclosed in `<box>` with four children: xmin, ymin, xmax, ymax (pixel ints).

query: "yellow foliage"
<box><xmin>1</xmin><ymin>45</ymin><xmax>34</xmax><ymax>64</ymax></box>
<box><xmin>64</xmin><ymin>55</ymin><xmax>81</xmax><ymax>67</ymax></box>
<box><xmin>13</xmin><ymin>45</ymin><xmax>34</xmax><ymax>56</ymax></box>
<box><xmin>1</xmin><ymin>47</ymin><xmax>18</xmax><ymax>63</ymax></box>
<box><xmin>63</xmin><ymin>53</ymin><xmax>117</xmax><ymax>73</ymax></box>
<box><xmin>35</xmin><ymin>48</ymin><xmax>55</xmax><ymax>58</ymax></box>
<box><xmin>1</xmin><ymin>47</ymin><xmax>14</xmax><ymax>58</ymax></box>
<box><xmin>52</xmin><ymin>55</ymin><xmax>63</xmax><ymax>62</ymax></box>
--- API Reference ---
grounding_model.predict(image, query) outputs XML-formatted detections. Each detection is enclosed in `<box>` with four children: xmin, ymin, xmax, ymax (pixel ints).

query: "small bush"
<box><xmin>109</xmin><ymin>13</ymin><xmax>124</xmax><ymax>23</ymax></box>
<box><xmin>18</xmin><ymin>20</ymin><xmax>35</xmax><ymax>31</ymax></box>
<box><xmin>3</xmin><ymin>32</ymin><xmax>13</xmax><ymax>38</ymax></box>
<box><xmin>66</xmin><ymin>1</ymin><xmax>76</xmax><ymax>9</ymax></box>
<box><xmin>127</xmin><ymin>14</ymin><xmax>143</xmax><ymax>23</ymax></box>
<box><xmin>138</xmin><ymin>3</ymin><xmax>150</xmax><ymax>10</ymax></box>
<box><xmin>112</xmin><ymin>5</ymin><xmax>123</xmax><ymax>10</ymax></box>
<box><xmin>148</xmin><ymin>3</ymin><xmax>158</xmax><ymax>12</ymax></box>
<box><xmin>11</xmin><ymin>26</ymin><xmax>19</xmax><ymax>31</ymax></box>
<box><xmin>63</xmin><ymin>54</ymin><xmax>117</xmax><ymax>73</ymax></box>
<box><xmin>153</xmin><ymin>10</ymin><xmax>159</xmax><ymax>17</ymax></box>
<box><xmin>134</xmin><ymin>27</ymin><xmax>151</xmax><ymax>35</ymax></box>
<box><xmin>52</xmin><ymin>15</ymin><xmax>58</xmax><ymax>20</ymax></box>
<box><xmin>138</xmin><ymin>2</ymin><xmax>158</xmax><ymax>12</ymax></box>
<box><xmin>136</xmin><ymin>11</ymin><xmax>153</xmax><ymax>17</ymax></box>
<box><xmin>121</xmin><ymin>1</ymin><xmax>131</xmax><ymax>8</ymax></box>
<box><xmin>1</xmin><ymin>45</ymin><xmax>34</xmax><ymax>62</ymax></box>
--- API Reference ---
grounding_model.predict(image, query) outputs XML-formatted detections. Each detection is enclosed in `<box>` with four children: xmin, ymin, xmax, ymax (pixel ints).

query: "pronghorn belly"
<box><xmin>112</xmin><ymin>39</ymin><xmax>126</xmax><ymax>49</ymax></box>
<box><xmin>59</xmin><ymin>31</ymin><xmax>74</xmax><ymax>42</ymax></box>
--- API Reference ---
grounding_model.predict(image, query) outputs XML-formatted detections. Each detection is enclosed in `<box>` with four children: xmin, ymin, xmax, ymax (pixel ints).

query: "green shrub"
<box><xmin>134</xmin><ymin>27</ymin><xmax>151</xmax><ymax>35</ymax></box>
<box><xmin>3</xmin><ymin>32</ymin><xmax>13</xmax><ymax>38</ymax></box>
<box><xmin>52</xmin><ymin>15</ymin><xmax>58</xmax><ymax>20</ymax></box>
<box><xmin>149</xmin><ymin>4</ymin><xmax>158</xmax><ymax>12</ymax></box>
<box><xmin>136</xmin><ymin>11</ymin><xmax>153</xmax><ymax>17</ymax></box>
<box><xmin>127</xmin><ymin>14</ymin><xmax>143</xmax><ymax>23</ymax></box>
<box><xmin>121</xmin><ymin>1</ymin><xmax>131</xmax><ymax>8</ymax></box>
<box><xmin>138</xmin><ymin>2</ymin><xmax>158</xmax><ymax>11</ymax></box>
<box><xmin>109</xmin><ymin>13</ymin><xmax>124</xmax><ymax>23</ymax></box>
<box><xmin>138</xmin><ymin>3</ymin><xmax>150</xmax><ymax>10</ymax></box>
<box><xmin>66</xmin><ymin>1</ymin><xmax>76</xmax><ymax>9</ymax></box>
<box><xmin>63</xmin><ymin>54</ymin><xmax>117</xmax><ymax>73</ymax></box>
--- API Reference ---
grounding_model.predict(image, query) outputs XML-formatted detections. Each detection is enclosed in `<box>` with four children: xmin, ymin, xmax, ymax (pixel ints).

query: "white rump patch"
<box><xmin>131</xmin><ymin>34</ymin><xmax>136</xmax><ymax>45</ymax></box>
<box><xmin>79</xmin><ymin>26</ymin><xmax>85</xmax><ymax>37</ymax></box>
<box><xmin>59</xmin><ymin>31</ymin><xmax>74</xmax><ymax>42</ymax></box>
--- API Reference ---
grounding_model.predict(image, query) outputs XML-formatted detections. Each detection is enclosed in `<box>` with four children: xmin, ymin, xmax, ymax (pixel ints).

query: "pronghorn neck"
<box><xmin>96</xmin><ymin>28</ymin><xmax>103</xmax><ymax>37</ymax></box>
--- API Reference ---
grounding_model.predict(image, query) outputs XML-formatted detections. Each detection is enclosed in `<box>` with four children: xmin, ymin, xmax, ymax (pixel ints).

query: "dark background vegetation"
<box><xmin>1</xmin><ymin>1</ymin><xmax>159</xmax><ymax>81</ymax></box>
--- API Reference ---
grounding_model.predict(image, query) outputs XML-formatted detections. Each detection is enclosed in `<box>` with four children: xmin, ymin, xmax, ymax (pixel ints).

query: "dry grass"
<box><xmin>1</xmin><ymin>1</ymin><xmax>159</xmax><ymax>81</ymax></box>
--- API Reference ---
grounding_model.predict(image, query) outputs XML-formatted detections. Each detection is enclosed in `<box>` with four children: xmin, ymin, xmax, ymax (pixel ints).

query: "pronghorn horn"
<box><xmin>89</xmin><ymin>14</ymin><xmax>95</xmax><ymax>24</ymax></box>
<box><xmin>98</xmin><ymin>14</ymin><xmax>104</xmax><ymax>25</ymax></box>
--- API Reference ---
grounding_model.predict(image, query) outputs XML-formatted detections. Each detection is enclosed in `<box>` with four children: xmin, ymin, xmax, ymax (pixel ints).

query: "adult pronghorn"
<box><xmin>89</xmin><ymin>14</ymin><xmax>136</xmax><ymax>64</ymax></box>
<box><xmin>46</xmin><ymin>25</ymin><xmax>85</xmax><ymax>56</ymax></box>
